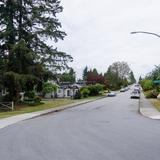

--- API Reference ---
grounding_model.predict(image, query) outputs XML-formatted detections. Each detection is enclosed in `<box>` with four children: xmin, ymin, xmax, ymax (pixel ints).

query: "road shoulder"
<box><xmin>0</xmin><ymin>96</ymin><xmax>106</xmax><ymax>130</ymax></box>
<box><xmin>139</xmin><ymin>93</ymin><xmax>160</xmax><ymax>120</ymax></box>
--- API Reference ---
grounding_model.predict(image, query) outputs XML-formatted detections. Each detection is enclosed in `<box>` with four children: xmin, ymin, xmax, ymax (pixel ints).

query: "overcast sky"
<box><xmin>56</xmin><ymin>0</ymin><xmax>160</xmax><ymax>79</ymax></box>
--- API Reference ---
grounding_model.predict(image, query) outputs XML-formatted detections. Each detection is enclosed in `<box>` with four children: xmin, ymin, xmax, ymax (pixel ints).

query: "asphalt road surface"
<box><xmin>0</xmin><ymin>90</ymin><xmax>160</xmax><ymax>160</ymax></box>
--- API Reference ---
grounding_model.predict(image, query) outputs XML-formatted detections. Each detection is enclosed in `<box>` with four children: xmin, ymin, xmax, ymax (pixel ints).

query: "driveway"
<box><xmin>0</xmin><ymin>90</ymin><xmax>160</xmax><ymax>160</ymax></box>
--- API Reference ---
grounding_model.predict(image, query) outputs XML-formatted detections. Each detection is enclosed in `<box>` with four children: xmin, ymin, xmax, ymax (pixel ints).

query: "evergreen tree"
<box><xmin>83</xmin><ymin>66</ymin><xmax>88</xmax><ymax>81</ymax></box>
<box><xmin>129</xmin><ymin>71</ymin><xmax>136</xmax><ymax>84</ymax></box>
<box><xmin>92</xmin><ymin>68</ymin><xmax>98</xmax><ymax>76</ymax></box>
<box><xmin>138</xmin><ymin>76</ymin><xmax>142</xmax><ymax>84</ymax></box>
<box><xmin>0</xmin><ymin>0</ymin><xmax>72</xmax><ymax>101</ymax></box>
<box><xmin>60</xmin><ymin>68</ymin><xmax>76</xmax><ymax>83</ymax></box>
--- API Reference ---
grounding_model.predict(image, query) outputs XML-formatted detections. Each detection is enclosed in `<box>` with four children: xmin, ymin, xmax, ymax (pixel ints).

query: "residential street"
<box><xmin>0</xmin><ymin>90</ymin><xmax>160</xmax><ymax>160</ymax></box>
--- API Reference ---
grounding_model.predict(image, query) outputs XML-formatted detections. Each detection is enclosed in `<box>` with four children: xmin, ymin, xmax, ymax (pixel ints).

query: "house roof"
<box><xmin>58</xmin><ymin>82</ymin><xmax>83</xmax><ymax>89</ymax></box>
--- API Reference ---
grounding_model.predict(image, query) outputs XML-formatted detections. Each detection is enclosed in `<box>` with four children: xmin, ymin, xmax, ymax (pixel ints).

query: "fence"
<box><xmin>0</xmin><ymin>102</ymin><xmax>14</xmax><ymax>111</ymax></box>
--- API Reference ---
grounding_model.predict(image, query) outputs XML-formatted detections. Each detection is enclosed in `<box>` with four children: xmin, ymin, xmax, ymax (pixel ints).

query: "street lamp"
<box><xmin>131</xmin><ymin>31</ymin><xmax>160</xmax><ymax>38</ymax></box>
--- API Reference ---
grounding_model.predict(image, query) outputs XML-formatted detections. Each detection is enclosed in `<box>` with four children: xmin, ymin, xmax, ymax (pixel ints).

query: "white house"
<box><xmin>57</xmin><ymin>83</ymin><xmax>81</xmax><ymax>98</ymax></box>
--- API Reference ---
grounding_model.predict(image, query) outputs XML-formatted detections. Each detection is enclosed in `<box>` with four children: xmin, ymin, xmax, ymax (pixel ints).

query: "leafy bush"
<box><xmin>1</xmin><ymin>94</ymin><xmax>13</xmax><ymax>102</ymax></box>
<box><xmin>24</xmin><ymin>91</ymin><xmax>35</xmax><ymax>99</ymax></box>
<box><xmin>24</xmin><ymin>96</ymin><xmax>42</xmax><ymax>106</ymax></box>
<box><xmin>42</xmin><ymin>82</ymin><xmax>58</xmax><ymax>96</ymax></box>
<box><xmin>88</xmin><ymin>84</ymin><xmax>104</xmax><ymax>96</ymax></box>
<box><xmin>145</xmin><ymin>90</ymin><xmax>158</xmax><ymax>98</ymax></box>
<box><xmin>73</xmin><ymin>90</ymin><xmax>81</xmax><ymax>99</ymax></box>
<box><xmin>24</xmin><ymin>91</ymin><xmax>41</xmax><ymax>105</ymax></box>
<box><xmin>80</xmin><ymin>87</ymin><xmax>90</xmax><ymax>98</ymax></box>
<box><xmin>141</xmin><ymin>80</ymin><xmax>153</xmax><ymax>91</ymax></box>
<box><xmin>80</xmin><ymin>84</ymin><xmax>104</xmax><ymax>98</ymax></box>
<box><xmin>152</xmin><ymin>90</ymin><xmax>159</xmax><ymax>98</ymax></box>
<box><xmin>34</xmin><ymin>96</ymin><xmax>41</xmax><ymax>103</ymax></box>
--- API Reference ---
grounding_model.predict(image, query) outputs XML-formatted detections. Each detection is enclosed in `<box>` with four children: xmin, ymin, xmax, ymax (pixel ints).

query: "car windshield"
<box><xmin>132</xmin><ymin>91</ymin><xmax>138</xmax><ymax>94</ymax></box>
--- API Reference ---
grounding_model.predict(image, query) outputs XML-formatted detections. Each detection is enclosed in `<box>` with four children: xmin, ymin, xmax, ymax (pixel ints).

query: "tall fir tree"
<box><xmin>129</xmin><ymin>71</ymin><xmax>136</xmax><ymax>84</ymax></box>
<box><xmin>82</xmin><ymin>66</ymin><xmax>88</xmax><ymax>81</ymax></box>
<box><xmin>0</xmin><ymin>0</ymin><xmax>72</xmax><ymax>101</ymax></box>
<box><xmin>60</xmin><ymin>68</ymin><xmax>76</xmax><ymax>83</ymax></box>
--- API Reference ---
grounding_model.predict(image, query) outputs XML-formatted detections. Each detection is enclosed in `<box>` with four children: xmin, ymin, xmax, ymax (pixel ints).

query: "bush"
<box><xmin>152</xmin><ymin>90</ymin><xmax>159</xmax><ymax>98</ymax></box>
<box><xmin>88</xmin><ymin>84</ymin><xmax>104</xmax><ymax>96</ymax></box>
<box><xmin>42</xmin><ymin>82</ymin><xmax>57</xmax><ymax>97</ymax></box>
<box><xmin>1</xmin><ymin>94</ymin><xmax>13</xmax><ymax>102</ymax></box>
<box><xmin>141</xmin><ymin>80</ymin><xmax>153</xmax><ymax>91</ymax></box>
<box><xmin>24</xmin><ymin>91</ymin><xmax>36</xmax><ymax>99</ymax></box>
<box><xmin>24</xmin><ymin>91</ymin><xmax>41</xmax><ymax>105</ymax></box>
<box><xmin>80</xmin><ymin>87</ymin><xmax>90</xmax><ymax>98</ymax></box>
<box><xmin>73</xmin><ymin>90</ymin><xmax>81</xmax><ymax>99</ymax></box>
<box><xmin>34</xmin><ymin>96</ymin><xmax>41</xmax><ymax>103</ymax></box>
<box><xmin>24</xmin><ymin>96</ymin><xmax>42</xmax><ymax>106</ymax></box>
<box><xmin>145</xmin><ymin>90</ymin><xmax>158</xmax><ymax>98</ymax></box>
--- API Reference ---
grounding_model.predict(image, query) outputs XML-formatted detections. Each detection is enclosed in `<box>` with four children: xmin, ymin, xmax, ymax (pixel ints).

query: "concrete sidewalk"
<box><xmin>139</xmin><ymin>93</ymin><xmax>160</xmax><ymax>120</ymax></box>
<box><xmin>0</xmin><ymin>96</ymin><xmax>106</xmax><ymax>130</ymax></box>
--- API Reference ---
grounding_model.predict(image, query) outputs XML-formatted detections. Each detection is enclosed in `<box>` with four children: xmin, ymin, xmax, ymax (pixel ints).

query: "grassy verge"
<box><xmin>150</xmin><ymin>99</ymin><xmax>160</xmax><ymax>111</ymax></box>
<box><xmin>0</xmin><ymin>96</ymin><xmax>104</xmax><ymax>119</ymax></box>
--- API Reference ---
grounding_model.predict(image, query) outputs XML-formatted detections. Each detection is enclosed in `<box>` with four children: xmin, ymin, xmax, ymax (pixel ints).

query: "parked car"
<box><xmin>120</xmin><ymin>88</ymin><xmax>126</xmax><ymax>92</ymax></box>
<box><xmin>134</xmin><ymin>84</ymin><xmax>140</xmax><ymax>87</ymax></box>
<box><xmin>133</xmin><ymin>87</ymin><xmax>140</xmax><ymax>93</ymax></box>
<box><xmin>125</xmin><ymin>87</ymin><xmax>130</xmax><ymax>91</ymax></box>
<box><xmin>130</xmin><ymin>91</ymin><xmax>140</xmax><ymax>99</ymax></box>
<box><xmin>108</xmin><ymin>92</ymin><xmax>116</xmax><ymax>97</ymax></box>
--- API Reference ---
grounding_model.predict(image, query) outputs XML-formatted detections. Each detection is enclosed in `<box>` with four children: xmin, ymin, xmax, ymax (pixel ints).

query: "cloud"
<box><xmin>56</xmin><ymin>0</ymin><xmax>160</xmax><ymax>79</ymax></box>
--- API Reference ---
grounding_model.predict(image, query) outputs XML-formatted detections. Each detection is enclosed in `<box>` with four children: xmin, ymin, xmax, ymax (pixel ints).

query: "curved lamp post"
<box><xmin>131</xmin><ymin>31</ymin><xmax>160</xmax><ymax>38</ymax></box>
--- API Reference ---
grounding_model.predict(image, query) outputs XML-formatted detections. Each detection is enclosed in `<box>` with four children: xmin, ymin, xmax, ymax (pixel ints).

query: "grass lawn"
<box><xmin>0</xmin><ymin>96</ymin><xmax>104</xmax><ymax>119</ymax></box>
<box><xmin>150</xmin><ymin>99</ymin><xmax>160</xmax><ymax>111</ymax></box>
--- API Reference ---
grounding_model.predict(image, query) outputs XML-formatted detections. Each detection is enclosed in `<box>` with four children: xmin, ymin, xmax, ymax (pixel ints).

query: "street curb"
<box><xmin>0</xmin><ymin>96</ymin><xmax>107</xmax><ymax>130</ymax></box>
<box><xmin>28</xmin><ymin>95</ymin><xmax>107</xmax><ymax>119</ymax></box>
<box><xmin>139</xmin><ymin>93</ymin><xmax>160</xmax><ymax>120</ymax></box>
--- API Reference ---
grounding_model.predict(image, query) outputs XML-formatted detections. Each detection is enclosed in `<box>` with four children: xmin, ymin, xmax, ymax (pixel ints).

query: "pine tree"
<box><xmin>60</xmin><ymin>68</ymin><xmax>76</xmax><ymax>83</ymax></box>
<box><xmin>0</xmin><ymin>0</ymin><xmax>72</xmax><ymax>101</ymax></box>
<box><xmin>129</xmin><ymin>71</ymin><xmax>136</xmax><ymax>84</ymax></box>
<box><xmin>83</xmin><ymin>66</ymin><xmax>88</xmax><ymax>81</ymax></box>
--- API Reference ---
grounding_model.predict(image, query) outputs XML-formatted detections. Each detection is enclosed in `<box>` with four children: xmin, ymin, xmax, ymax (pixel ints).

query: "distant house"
<box><xmin>1</xmin><ymin>81</ymin><xmax>86</xmax><ymax>99</ymax></box>
<box><xmin>44</xmin><ymin>82</ymin><xmax>85</xmax><ymax>99</ymax></box>
<box><xmin>56</xmin><ymin>82</ymin><xmax>82</xmax><ymax>98</ymax></box>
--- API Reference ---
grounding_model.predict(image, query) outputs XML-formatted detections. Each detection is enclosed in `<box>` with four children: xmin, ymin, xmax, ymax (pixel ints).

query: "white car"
<box><xmin>108</xmin><ymin>92</ymin><xmax>116</xmax><ymax>97</ymax></box>
<box><xmin>133</xmin><ymin>87</ymin><xmax>140</xmax><ymax>94</ymax></box>
<box><xmin>120</xmin><ymin>88</ymin><xmax>126</xmax><ymax>92</ymax></box>
<box><xmin>130</xmin><ymin>91</ymin><xmax>140</xmax><ymax>99</ymax></box>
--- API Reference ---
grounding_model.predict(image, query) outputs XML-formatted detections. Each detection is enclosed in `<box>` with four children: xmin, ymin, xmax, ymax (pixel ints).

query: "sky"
<box><xmin>56</xmin><ymin>0</ymin><xmax>160</xmax><ymax>80</ymax></box>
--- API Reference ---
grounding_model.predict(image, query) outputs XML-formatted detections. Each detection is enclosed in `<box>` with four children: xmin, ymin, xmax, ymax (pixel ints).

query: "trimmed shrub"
<box><xmin>24</xmin><ymin>91</ymin><xmax>35</xmax><ymax>99</ymax></box>
<box><xmin>87</xmin><ymin>85</ymin><xmax>97</xmax><ymax>96</ymax></box>
<box><xmin>80</xmin><ymin>87</ymin><xmax>90</xmax><ymax>98</ymax></box>
<box><xmin>88</xmin><ymin>83</ymin><xmax>104</xmax><ymax>96</ymax></box>
<box><xmin>24</xmin><ymin>91</ymin><xmax>41</xmax><ymax>105</ymax></box>
<box><xmin>73</xmin><ymin>90</ymin><xmax>81</xmax><ymax>99</ymax></box>
<box><xmin>34</xmin><ymin>96</ymin><xmax>41</xmax><ymax>103</ymax></box>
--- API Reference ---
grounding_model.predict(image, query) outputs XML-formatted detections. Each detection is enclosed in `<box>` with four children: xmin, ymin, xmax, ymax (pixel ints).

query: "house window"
<box><xmin>2</xmin><ymin>89</ymin><xmax>8</xmax><ymax>96</ymax></box>
<box><xmin>58</xmin><ymin>89</ymin><xmax>62</xmax><ymax>93</ymax></box>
